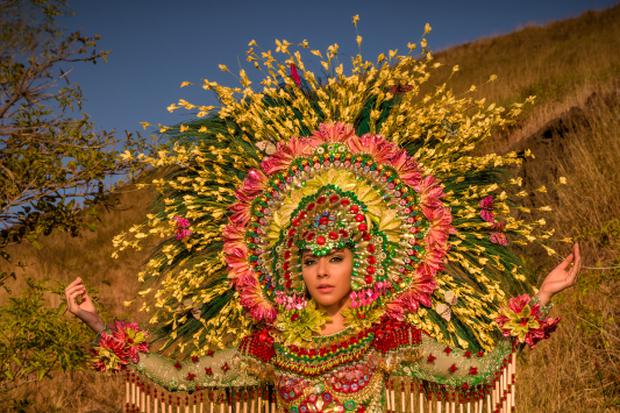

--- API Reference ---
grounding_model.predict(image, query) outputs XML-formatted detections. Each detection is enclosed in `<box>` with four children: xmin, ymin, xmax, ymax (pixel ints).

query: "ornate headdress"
<box><xmin>113</xmin><ymin>23</ymin><xmax>555</xmax><ymax>356</ymax></box>
<box><xmin>225</xmin><ymin>122</ymin><xmax>450</xmax><ymax>333</ymax></box>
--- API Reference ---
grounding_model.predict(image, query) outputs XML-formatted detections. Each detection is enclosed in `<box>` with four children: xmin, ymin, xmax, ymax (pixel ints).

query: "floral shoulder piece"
<box><xmin>495</xmin><ymin>294</ymin><xmax>559</xmax><ymax>349</ymax></box>
<box><xmin>92</xmin><ymin>320</ymin><xmax>149</xmax><ymax>372</ymax></box>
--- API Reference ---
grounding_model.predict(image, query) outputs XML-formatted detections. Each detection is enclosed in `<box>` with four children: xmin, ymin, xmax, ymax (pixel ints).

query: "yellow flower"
<box><xmin>352</xmin><ymin>14</ymin><xmax>360</xmax><ymax>27</ymax></box>
<box><xmin>140</xmin><ymin>121</ymin><xmax>151</xmax><ymax>130</ymax></box>
<box><xmin>559</xmin><ymin>176</ymin><xmax>568</xmax><ymax>185</ymax></box>
<box><xmin>275</xmin><ymin>39</ymin><xmax>291</xmax><ymax>54</ymax></box>
<box><xmin>119</xmin><ymin>150</ymin><xmax>133</xmax><ymax>161</ymax></box>
<box><xmin>179</xmin><ymin>124</ymin><xmax>189</xmax><ymax>133</ymax></box>
<box><xmin>247</xmin><ymin>39</ymin><xmax>257</xmax><ymax>47</ymax></box>
<box><xmin>424</xmin><ymin>22</ymin><xmax>432</xmax><ymax>34</ymax></box>
<box><xmin>542</xmin><ymin>245</ymin><xmax>556</xmax><ymax>256</ymax></box>
<box><xmin>356</xmin><ymin>35</ymin><xmax>363</xmax><ymax>47</ymax></box>
<box><xmin>218</xmin><ymin>64</ymin><xmax>230</xmax><ymax>72</ymax></box>
<box><xmin>179</xmin><ymin>81</ymin><xmax>192</xmax><ymax>88</ymax></box>
<box><xmin>166</xmin><ymin>103</ymin><xmax>179</xmax><ymax>113</ymax></box>
<box><xmin>488</xmin><ymin>74</ymin><xmax>498</xmax><ymax>82</ymax></box>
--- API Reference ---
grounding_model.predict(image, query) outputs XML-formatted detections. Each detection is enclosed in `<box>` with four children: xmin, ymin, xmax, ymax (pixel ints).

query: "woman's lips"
<box><xmin>316</xmin><ymin>285</ymin><xmax>335</xmax><ymax>293</ymax></box>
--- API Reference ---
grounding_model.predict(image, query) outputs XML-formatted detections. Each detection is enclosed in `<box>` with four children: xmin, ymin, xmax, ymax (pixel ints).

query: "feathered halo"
<box><xmin>112</xmin><ymin>20</ymin><xmax>556</xmax><ymax>356</ymax></box>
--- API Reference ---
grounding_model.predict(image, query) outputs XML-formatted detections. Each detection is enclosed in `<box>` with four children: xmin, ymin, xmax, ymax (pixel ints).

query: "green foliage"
<box><xmin>0</xmin><ymin>0</ymin><xmax>150</xmax><ymax>286</ymax></box>
<box><xmin>0</xmin><ymin>278</ymin><xmax>91</xmax><ymax>393</ymax></box>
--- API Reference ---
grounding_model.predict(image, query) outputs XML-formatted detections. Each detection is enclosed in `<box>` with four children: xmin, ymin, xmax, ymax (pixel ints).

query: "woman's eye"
<box><xmin>303</xmin><ymin>259</ymin><xmax>316</xmax><ymax>266</ymax></box>
<box><xmin>330</xmin><ymin>256</ymin><xmax>343</xmax><ymax>263</ymax></box>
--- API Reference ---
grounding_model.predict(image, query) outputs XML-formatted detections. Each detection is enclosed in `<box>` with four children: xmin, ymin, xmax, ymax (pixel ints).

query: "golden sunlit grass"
<box><xmin>2</xmin><ymin>5</ymin><xmax>619</xmax><ymax>413</ymax></box>
<box><xmin>513</xmin><ymin>85</ymin><xmax>620</xmax><ymax>412</ymax></box>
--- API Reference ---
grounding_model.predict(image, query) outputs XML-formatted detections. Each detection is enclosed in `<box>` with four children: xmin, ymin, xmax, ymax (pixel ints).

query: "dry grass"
<box><xmin>2</xmin><ymin>5</ymin><xmax>620</xmax><ymax>413</ymax></box>
<box><xmin>513</xmin><ymin>85</ymin><xmax>620</xmax><ymax>412</ymax></box>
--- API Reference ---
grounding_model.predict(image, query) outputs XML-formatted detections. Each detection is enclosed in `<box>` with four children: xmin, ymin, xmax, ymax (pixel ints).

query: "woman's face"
<box><xmin>301</xmin><ymin>248</ymin><xmax>353</xmax><ymax>312</ymax></box>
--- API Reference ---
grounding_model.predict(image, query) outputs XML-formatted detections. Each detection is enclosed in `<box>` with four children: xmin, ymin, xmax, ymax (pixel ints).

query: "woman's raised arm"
<box><xmin>537</xmin><ymin>242</ymin><xmax>582</xmax><ymax>306</ymax></box>
<box><xmin>64</xmin><ymin>277</ymin><xmax>106</xmax><ymax>334</ymax></box>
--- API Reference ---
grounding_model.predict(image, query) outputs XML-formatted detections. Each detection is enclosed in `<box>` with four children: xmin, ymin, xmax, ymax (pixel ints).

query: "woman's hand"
<box><xmin>64</xmin><ymin>277</ymin><xmax>106</xmax><ymax>334</ymax></box>
<box><xmin>538</xmin><ymin>242</ymin><xmax>582</xmax><ymax>306</ymax></box>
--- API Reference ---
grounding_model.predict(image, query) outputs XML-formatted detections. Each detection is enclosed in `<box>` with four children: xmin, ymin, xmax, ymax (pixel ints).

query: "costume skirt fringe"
<box><xmin>125</xmin><ymin>353</ymin><xmax>516</xmax><ymax>413</ymax></box>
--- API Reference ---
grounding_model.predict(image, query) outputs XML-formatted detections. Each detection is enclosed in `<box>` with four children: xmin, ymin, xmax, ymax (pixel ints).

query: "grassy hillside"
<box><xmin>2</xmin><ymin>4</ymin><xmax>619</xmax><ymax>412</ymax></box>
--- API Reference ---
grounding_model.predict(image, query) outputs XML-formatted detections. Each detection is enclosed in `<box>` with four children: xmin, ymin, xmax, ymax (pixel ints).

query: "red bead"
<box><xmin>355</xmin><ymin>214</ymin><xmax>364</xmax><ymax>222</ymax></box>
<box><xmin>306</xmin><ymin>232</ymin><xmax>315</xmax><ymax>241</ymax></box>
<box><xmin>341</xmin><ymin>199</ymin><xmax>350</xmax><ymax>206</ymax></box>
<box><xmin>317</xmin><ymin>196</ymin><xmax>326</xmax><ymax>204</ymax></box>
<box><xmin>350</xmin><ymin>205</ymin><xmax>359</xmax><ymax>213</ymax></box>
<box><xmin>307</xmin><ymin>202</ymin><xmax>315</xmax><ymax>211</ymax></box>
<box><xmin>364</xmin><ymin>275</ymin><xmax>373</xmax><ymax>284</ymax></box>
<box><xmin>358</xmin><ymin>223</ymin><xmax>367</xmax><ymax>231</ymax></box>
<box><xmin>329</xmin><ymin>195</ymin><xmax>339</xmax><ymax>203</ymax></box>
<box><xmin>316</xmin><ymin>236</ymin><xmax>326</xmax><ymax>245</ymax></box>
<box><xmin>362</xmin><ymin>232</ymin><xmax>371</xmax><ymax>241</ymax></box>
<box><xmin>367</xmin><ymin>266</ymin><xmax>376</xmax><ymax>275</ymax></box>
<box><xmin>367</xmin><ymin>256</ymin><xmax>376</xmax><ymax>264</ymax></box>
<box><xmin>328</xmin><ymin>231</ymin><xmax>338</xmax><ymax>240</ymax></box>
<box><xmin>367</xmin><ymin>244</ymin><xmax>376</xmax><ymax>253</ymax></box>
<box><xmin>319</xmin><ymin>216</ymin><xmax>329</xmax><ymax>225</ymax></box>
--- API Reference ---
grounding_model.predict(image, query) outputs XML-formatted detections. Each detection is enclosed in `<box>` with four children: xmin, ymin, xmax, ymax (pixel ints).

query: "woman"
<box><xmin>66</xmin><ymin>34</ymin><xmax>582</xmax><ymax>412</ymax></box>
<box><xmin>66</xmin><ymin>242</ymin><xmax>580</xmax><ymax>412</ymax></box>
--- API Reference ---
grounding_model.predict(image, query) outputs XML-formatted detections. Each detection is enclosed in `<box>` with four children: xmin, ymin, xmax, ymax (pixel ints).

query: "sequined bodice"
<box><xmin>240</xmin><ymin>319</ymin><xmax>421</xmax><ymax>413</ymax></box>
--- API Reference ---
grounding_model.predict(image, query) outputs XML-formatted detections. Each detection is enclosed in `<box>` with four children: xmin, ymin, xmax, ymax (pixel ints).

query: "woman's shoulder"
<box><xmin>238</xmin><ymin>328</ymin><xmax>276</xmax><ymax>362</ymax></box>
<box><xmin>370</xmin><ymin>317</ymin><xmax>423</xmax><ymax>353</ymax></box>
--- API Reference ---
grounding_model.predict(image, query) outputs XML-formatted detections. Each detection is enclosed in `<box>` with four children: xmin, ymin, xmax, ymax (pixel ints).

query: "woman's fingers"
<box><xmin>558</xmin><ymin>253</ymin><xmax>574</xmax><ymax>270</ymax></box>
<box><xmin>64</xmin><ymin>285</ymin><xmax>86</xmax><ymax>300</ymax></box>
<box><xmin>67</xmin><ymin>290</ymin><xmax>84</xmax><ymax>313</ymax></box>
<box><xmin>65</xmin><ymin>277</ymin><xmax>83</xmax><ymax>290</ymax></box>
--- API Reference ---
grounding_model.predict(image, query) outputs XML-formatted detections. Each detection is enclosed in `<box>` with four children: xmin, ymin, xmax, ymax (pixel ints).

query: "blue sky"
<box><xmin>60</xmin><ymin>0</ymin><xmax>616</xmax><ymax>135</ymax></box>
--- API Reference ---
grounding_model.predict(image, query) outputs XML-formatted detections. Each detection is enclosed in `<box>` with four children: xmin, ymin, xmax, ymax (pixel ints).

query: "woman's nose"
<box><xmin>316</xmin><ymin>257</ymin><xmax>329</xmax><ymax>278</ymax></box>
